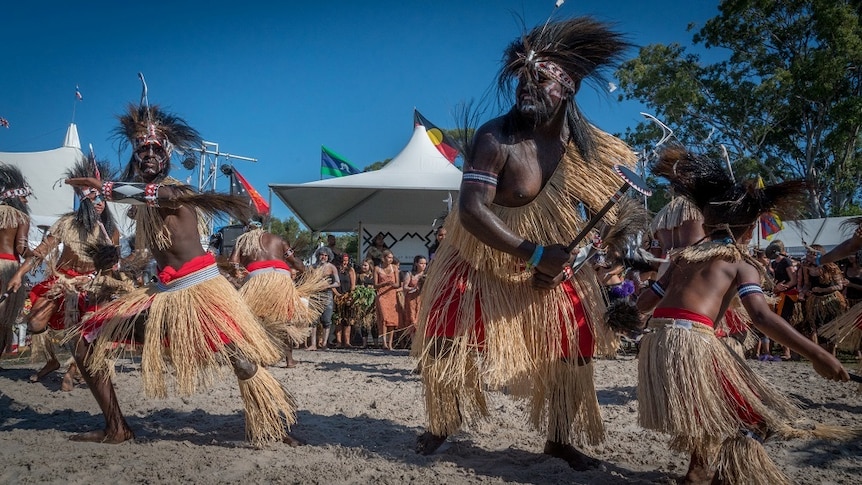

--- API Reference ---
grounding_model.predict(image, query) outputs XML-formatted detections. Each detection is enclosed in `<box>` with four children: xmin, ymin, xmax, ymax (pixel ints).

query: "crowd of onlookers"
<box><xmin>301</xmin><ymin>229</ymin><xmax>442</xmax><ymax>351</ymax></box>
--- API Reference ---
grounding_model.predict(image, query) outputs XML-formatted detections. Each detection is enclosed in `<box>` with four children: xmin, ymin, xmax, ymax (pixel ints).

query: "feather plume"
<box><xmin>171</xmin><ymin>192</ymin><xmax>255</xmax><ymax>223</ymax></box>
<box><xmin>0</xmin><ymin>163</ymin><xmax>31</xmax><ymax>215</ymax></box>
<box><xmin>65</xmin><ymin>156</ymin><xmax>118</xmax><ymax>235</ymax></box>
<box><xmin>113</xmin><ymin>103</ymin><xmax>201</xmax><ymax>153</ymax></box>
<box><xmin>497</xmin><ymin>16</ymin><xmax>632</xmax><ymax>160</ymax></box>
<box><xmin>605</xmin><ymin>298</ymin><xmax>643</xmax><ymax>334</ymax></box>
<box><xmin>652</xmin><ymin>146</ymin><xmax>808</xmax><ymax>233</ymax></box>
<box><xmin>598</xmin><ymin>197</ymin><xmax>651</xmax><ymax>260</ymax></box>
<box><xmin>84</xmin><ymin>243</ymin><xmax>121</xmax><ymax>271</ymax></box>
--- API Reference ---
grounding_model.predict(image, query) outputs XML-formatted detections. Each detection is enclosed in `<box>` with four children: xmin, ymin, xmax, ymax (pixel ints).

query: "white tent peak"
<box><xmin>63</xmin><ymin>123</ymin><xmax>81</xmax><ymax>149</ymax></box>
<box><xmin>384</xmin><ymin>123</ymin><xmax>457</xmax><ymax>173</ymax></box>
<box><xmin>270</xmin><ymin>120</ymin><xmax>462</xmax><ymax>232</ymax></box>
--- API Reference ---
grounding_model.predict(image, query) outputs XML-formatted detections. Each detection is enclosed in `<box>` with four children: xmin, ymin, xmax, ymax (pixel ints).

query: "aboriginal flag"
<box><xmin>414</xmin><ymin>109</ymin><xmax>460</xmax><ymax>163</ymax></box>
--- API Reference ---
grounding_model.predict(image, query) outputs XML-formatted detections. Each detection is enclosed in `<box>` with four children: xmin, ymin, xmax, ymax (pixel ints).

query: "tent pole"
<box><xmin>267</xmin><ymin>187</ymin><xmax>273</xmax><ymax>232</ymax></box>
<box><xmin>358</xmin><ymin>221</ymin><xmax>363</xmax><ymax>263</ymax></box>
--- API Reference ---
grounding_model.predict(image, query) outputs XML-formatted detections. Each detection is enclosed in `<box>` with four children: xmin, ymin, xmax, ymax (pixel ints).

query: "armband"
<box><xmin>526</xmin><ymin>244</ymin><xmax>544</xmax><ymax>269</ymax></box>
<box><xmin>737</xmin><ymin>283</ymin><xmax>764</xmax><ymax>299</ymax></box>
<box><xmin>649</xmin><ymin>280</ymin><xmax>665</xmax><ymax>297</ymax></box>
<box><xmin>102</xmin><ymin>182</ymin><xmax>161</xmax><ymax>206</ymax></box>
<box><xmin>462</xmin><ymin>170</ymin><xmax>498</xmax><ymax>188</ymax></box>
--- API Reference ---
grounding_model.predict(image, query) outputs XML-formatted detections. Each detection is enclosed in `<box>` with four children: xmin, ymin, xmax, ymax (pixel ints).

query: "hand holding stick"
<box><xmin>565</xmin><ymin>165</ymin><xmax>652</xmax><ymax>254</ymax></box>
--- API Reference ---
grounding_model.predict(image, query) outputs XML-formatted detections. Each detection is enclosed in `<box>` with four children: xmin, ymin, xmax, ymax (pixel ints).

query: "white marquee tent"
<box><xmin>749</xmin><ymin>216</ymin><xmax>857</xmax><ymax>256</ymax></box>
<box><xmin>270</xmin><ymin>121</ymin><xmax>463</xmax><ymax>263</ymax></box>
<box><xmin>0</xmin><ymin>124</ymin><xmax>135</xmax><ymax>242</ymax></box>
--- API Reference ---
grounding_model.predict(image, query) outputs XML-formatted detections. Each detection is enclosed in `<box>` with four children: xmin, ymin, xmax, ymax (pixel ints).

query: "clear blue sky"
<box><xmin>0</xmin><ymin>0</ymin><xmax>720</xmax><ymax>223</ymax></box>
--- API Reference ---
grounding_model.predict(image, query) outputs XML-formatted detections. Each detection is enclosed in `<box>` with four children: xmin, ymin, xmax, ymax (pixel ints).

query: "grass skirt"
<box><xmin>820</xmin><ymin>301</ymin><xmax>862</xmax><ymax>352</ymax></box>
<box><xmin>804</xmin><ymin>291</ymin><xmax>847</xmax><ymax>332</ymax></box>
<box><xmin>412</xmin><ymin>129</ymin><xmax>634</xmax><ymax>443</ymax></box>
<box><xmin>80</xmin><ymin>265</ymin><xmax>283</xmax><ymax>398</ymax></box>
<box><xmin>240</xmin><ymin>264</ymin><xmax>328</xmax><ymax>346</ymax></box>
<box><xmin>638</xmin><ymin>318</ymin><xmax>800</xmax><ymax>454</ymax></box>
<box><xmin>238</xmin><ymin>366</ymin><xmax>297</xmax><ymax>446</ymax></box>
<box><xmin>0</xmin><ymin>258</ymin><xmax>26</xmax><ymax>354</ymax></box>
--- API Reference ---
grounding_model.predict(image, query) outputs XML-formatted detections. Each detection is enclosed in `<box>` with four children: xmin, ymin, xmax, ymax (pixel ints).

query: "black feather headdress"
<box><xmin>0</xmin><ymin>163</ymin><xmax>32</xmax><ymax>215</ymax></box>
<box><xmin>64</xmin><ymin>156</ymin><xmax>118</xmax><ymax>235</ymax></box>
<box><xmin>114</xmin><ymin>103</ymin><xmax>202</xmax><ymax>180</ymax></box>
<box><xmin>652</xmin><ymin>146</ymin><xmax>808</xmax><ymax>239</ymax></box>
<box><xmin>498</xmin><ymin>16</ymin><xmax>631</xmax><ymax>159</ymax></box>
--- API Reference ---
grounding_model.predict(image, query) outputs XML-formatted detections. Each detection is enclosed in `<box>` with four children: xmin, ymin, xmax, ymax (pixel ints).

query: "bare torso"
<box><xmin>652</xmin><ymin>257</ymin><xmax>753</xmax><ymax>323</ymax></box>
<box><xmin>0</xmin><ymin>222</ymin><xmax>29</xmax><ymax>258</ymax></box>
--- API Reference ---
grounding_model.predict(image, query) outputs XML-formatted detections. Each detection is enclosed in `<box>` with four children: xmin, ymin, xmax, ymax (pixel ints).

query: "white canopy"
<box><xmin>749</xmin><ymin>216</ymin><xmax>856</xmax><ymax>256</ymax></box>
<box><xmin>0</xmin><ymin>124</ymin><xmax>136</xmax><ymax>243</ymax></box>
<box><xmin>0</xmin><ymin>124</ymin><xmax>81</xmax><ymax>221</ymax></box>
<box><xmin>270</xmin><ymin>124</ymin><xmax>463</xmax><ymax>232</ymax></box>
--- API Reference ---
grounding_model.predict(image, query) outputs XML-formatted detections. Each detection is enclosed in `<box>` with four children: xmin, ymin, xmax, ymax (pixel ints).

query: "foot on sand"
<box><xmin>283</xmin><ymin>434</ymin><xmax>303</xmax><ymax>447</ymax></box>
<box><xmin>70</xmin><ymin>428</ymin><xmax>135</xmax><ymax>444</ymax></box>
<box><xmin>416</xmin><ymin>431</ymin><xmax>448</xmax><ymax>455</ymax></box>
<box><xmin>543</xmin><ymin>440</ymin><xmax>600</xmax><ymax>471</ymax></box>
<box><xmin>30</xmin><ymin>359</ymin><xmax>60</xmax><ymax>382</ymax></box>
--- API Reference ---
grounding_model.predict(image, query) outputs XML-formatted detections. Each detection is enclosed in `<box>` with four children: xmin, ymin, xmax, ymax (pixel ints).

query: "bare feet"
<box><xmin>69</xmin><ymin>428</ymin><xmax>135</xmax><ymax>444</ymax></box>
<box><xmin>30</xmin><ymin>358</ymin><xmax>60</xmax><ymax>383</ymax></box>
<box><xmin>283</xmin><ymin>434</ymin><xmax>303</xmax><ymax>447</ymax></box>
<box><xmin>416</xmin><ymin>431</ymin><xmax>448</xmax><ymax>455</ymax></box>
<box><xmin>678</xmin><ymin>452</ymin><xmax>714</xmax><ymax>484</ymax></box>
<box><xmin>285</xmin><ymin>359</ymin><xmax>297</xmax><ymax>368</ymax></box>
<box><xmin>543</xmin><ymin>440</ymin><xmax>600</xmax><ymax>471</ymax></box>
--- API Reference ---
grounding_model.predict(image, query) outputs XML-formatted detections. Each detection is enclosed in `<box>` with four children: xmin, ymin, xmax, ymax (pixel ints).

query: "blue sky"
<box><xmin>0</xmin><ymin>0</ymin><xmax>720</xmax><ymax>223</ymax></box>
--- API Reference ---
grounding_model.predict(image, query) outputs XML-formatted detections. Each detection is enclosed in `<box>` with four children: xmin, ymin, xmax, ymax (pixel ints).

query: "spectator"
<box><xmin>374</xmin><ymin>249</ymin><xmax>400</xmax><ymax>350</ymax></box>
<box><xmin>308</xmin><ymin>247</ymin><xmax>339</xmax><ymax>350</ymax></box>
<box><xmin>365</xmin><ymin>232</ymin><xmax>388</xmax><ymax>267</ymax></box>
<box><xmin>399</xmin><ymin>255</ymin><xmax>427</xmax><ymax>348</ymax></box>
<box><xmin>333</xmin><ymin>253</ymin><xmax>356</xmax><ymax>348</ymax></box>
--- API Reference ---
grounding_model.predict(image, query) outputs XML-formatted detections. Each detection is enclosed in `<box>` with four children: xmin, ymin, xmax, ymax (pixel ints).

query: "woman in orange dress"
<box><xmin>374</xmin><ymin>249</ymin><xmax>400</xmax><ymax>350</ymax></box>
<box><xmin>399</xmin><ymin>255</ymin><xmax>427</xmax><ymax>348</ymax></box>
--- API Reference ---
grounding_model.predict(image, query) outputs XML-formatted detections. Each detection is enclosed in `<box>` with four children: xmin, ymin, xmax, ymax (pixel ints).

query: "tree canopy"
<box><xmin>616</xmin><ymin>0</ymin><xmax>862</xmax><ymax>217</ymax></box>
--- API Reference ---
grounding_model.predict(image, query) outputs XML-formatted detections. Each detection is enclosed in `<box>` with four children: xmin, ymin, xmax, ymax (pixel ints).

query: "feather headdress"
<box><xmin>0</xmin><ymin>163</ymin><xmax>31</xmax><ymax>215</ymax></box>
<box><xmin>652</xmin><ymin>145</ymin><xmax>808</xmax><ymax>238</ymax></box>
<box><xmin>498</xmin><ymin>16</ymin><xmax>631</xmax><ymax>159</ymax></box>
<box><xmin>114</xmin><ymin>103</ymin><xmax>202</xmax><ymax>180</ymax></box>
<box><xmin>64</xmin><ymin>156</ymin><xmax>118</xmax><ymax>235</ymax></box>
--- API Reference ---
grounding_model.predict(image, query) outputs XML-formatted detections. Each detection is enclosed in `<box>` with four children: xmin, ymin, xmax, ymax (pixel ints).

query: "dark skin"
<box><xmin>0</xmin><ymin>196</ymin><xmax>30</xmax><ymax>371</ymax></box>
<box><xmin>637</xmin><ymin>226</ymin><xmax>848</xmax><ymax>485</ymax></box>
<box><xmin>66</xmin><ymin>144</ymin><xmax>302</xmax><ymax>446</ymax></box>
<box><xmin>417</xmin><ymin>71</ymin><xmax>598</xmax><ymax>471</ymax></box>
<box><xmin>229</xmin><ymin>228</ymin><xmax>304</xmax><ymax>367</ymax></box>
<box><xmin>7</xmin><ymin>195</ymin><xmax>118</xmax><ymax>384</ymax></box>
<box><xmin>822</xmin><ymin>232</ymin><xmax>862</xmax><ymax>266</ymax></box>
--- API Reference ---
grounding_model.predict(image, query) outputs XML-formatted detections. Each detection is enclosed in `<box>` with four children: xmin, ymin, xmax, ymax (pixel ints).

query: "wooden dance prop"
<box><xmin>566</xmin><ymin>164</ymin><xmax>652</xmax><ymax>253</ymax></box>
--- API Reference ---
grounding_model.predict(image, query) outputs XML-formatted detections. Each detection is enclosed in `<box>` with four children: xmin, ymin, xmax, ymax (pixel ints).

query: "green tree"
<box><xmin>616</xmin><ymin>0</ymin><xmax>862</xmax><ymax>217</ymax></box>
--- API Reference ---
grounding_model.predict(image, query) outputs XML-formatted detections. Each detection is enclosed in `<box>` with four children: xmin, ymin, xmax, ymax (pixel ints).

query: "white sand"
<box><xmin>1</xmin><ymin>348</ymin><xmax>859</xmax><ymax>484</ymax></box>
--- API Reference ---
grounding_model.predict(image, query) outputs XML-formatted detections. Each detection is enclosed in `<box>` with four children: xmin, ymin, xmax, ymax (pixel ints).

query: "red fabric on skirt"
<box><xmin>29</xmin><ymin>268</ymin><xmax>92</xmax><ymax>330</ymax></box>
<box><xmin>424</xmin><ymin>266</ymin><xmax>594</xmax><ymax>359</ymax></box>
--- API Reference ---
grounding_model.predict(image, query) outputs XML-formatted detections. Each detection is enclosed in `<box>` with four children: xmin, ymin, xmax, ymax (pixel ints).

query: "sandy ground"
<box><xmin>1</xmin><ymin>346</ymin><xmax>860</xmax><ymax>485</ymax></box>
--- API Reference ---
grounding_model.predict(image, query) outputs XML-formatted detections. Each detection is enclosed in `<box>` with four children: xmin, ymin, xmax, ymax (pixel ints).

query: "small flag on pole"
<box><xmin>321</xmin><ymin>146</ymin><xmax>361</xmax><ymax>178</ymax></box>
<box><xmin>230</xmin><ymin>168</ymin><xmax>270</xmax><ymax>215</ymax></box>
<box><xmin>760</xmin><ymin>212</ymin><xmax>783</xmax><ymax>240</ymax></box>
<box><xmin>75</xmin><ymin>85</ymin><xmax>83</xmax><ymax>101</ymax></box>
<box><xmin>414</xmin><ymin>109</ymin><xmax>460</xmax><ymax>163</ymax></box>
<box><xmin>0</xmin><ymin>117</ymin><xmax>9</xmax><ymax>128</ymax></box>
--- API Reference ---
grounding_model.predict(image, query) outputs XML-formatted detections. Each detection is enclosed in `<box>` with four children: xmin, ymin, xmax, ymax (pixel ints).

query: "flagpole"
<box><xmin>267</xmin><ymin>187</ymin><xmax>273</xmax><ymax>232</ymax></box>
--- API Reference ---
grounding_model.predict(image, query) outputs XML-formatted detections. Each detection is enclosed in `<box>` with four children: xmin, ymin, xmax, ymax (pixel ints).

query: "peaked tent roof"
<box><xmin>748</xmin><ymin>216</ymin><xmax>856</xmax><ymax>256</ymax></box>
<box><xmin>270</xmin><ymin>124</ymin><xmax>462</xmax><ymax>232</ymax></box>
<box><xmin>0</xmin><ymin>124</ymin><xmax>80</xmax><ymax>222</ymax></box>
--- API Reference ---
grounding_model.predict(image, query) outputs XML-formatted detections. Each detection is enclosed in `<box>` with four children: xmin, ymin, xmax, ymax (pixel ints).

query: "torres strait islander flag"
<box><xmin>414</xmin><ymin>109</ymin><xmax>460</xmax><ymax>163</ymax></box>
<box><xmin>321</xmin><ymin>146</ymin><xmax>361</xmax><ymax>178</ymax></box>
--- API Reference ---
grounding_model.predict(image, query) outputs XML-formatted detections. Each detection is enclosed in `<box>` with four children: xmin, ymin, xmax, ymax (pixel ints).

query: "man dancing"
<box><xmin>411</xmin><ymin>17</ymin><xmax>635</xmax><ymax>469</ymax></box>
<box><xmin>0</xmin><ymin>164</ymin><xmax>32</xmax><ymax>363</ymax></box>
<box><xmin>7</xmin><ymin>158</ymin><xmax>125</xmax><ymax>389</ymax></box>
<box><xmin>636</xmin><ymin>146</ymin><xmax>849</xmax><ymax>484</ymax></box>
<box><xmin>229</xmin><ymin>218</ymin><xmax>326</xmax><ymax>368</ymax></box>
<box><xmin>66</xmin><ymin>95</ymin><xmax>297</xmax><ymax>446</ymax></box>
